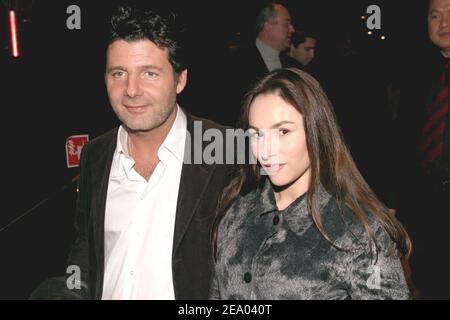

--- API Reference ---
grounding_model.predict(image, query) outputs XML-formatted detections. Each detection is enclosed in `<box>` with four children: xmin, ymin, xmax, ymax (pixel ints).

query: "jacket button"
<box><xmin>244</xmin><ymin>272</ymin><xmax>252</xmax><ymax>283</ymax></box>
<box><xmin>273</xmin><ymin>215</ymin><xmax>280</xmax><ymax>226</ymax></box>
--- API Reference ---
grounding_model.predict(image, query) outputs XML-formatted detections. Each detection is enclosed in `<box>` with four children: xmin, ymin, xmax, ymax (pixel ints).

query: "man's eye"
<box><xmin>431</xmin><ymin>13</ymin><xmax>441</xmax><ymax>19</ymax></box>
<box><xmin>111</xmin><ymin>71</ymin><xmax>125</xmax><ymax>78</ymax></box>
<box><xmin>145</xmin><ymin>71</ymin><xmax>158</xmax><ymax>79</ymax></box>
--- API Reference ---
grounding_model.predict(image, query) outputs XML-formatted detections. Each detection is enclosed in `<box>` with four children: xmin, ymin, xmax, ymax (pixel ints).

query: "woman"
<box><xmin>210</xmin><ymin>68</ymin><xmax>412</xmax><ymax>300</ymax></box>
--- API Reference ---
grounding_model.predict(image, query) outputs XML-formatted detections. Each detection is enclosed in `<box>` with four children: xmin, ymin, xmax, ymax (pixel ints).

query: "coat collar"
<box><xmin>251</xmin><ymin>177</ymin><xmax>332</xmax><ymax>234</ymax></box>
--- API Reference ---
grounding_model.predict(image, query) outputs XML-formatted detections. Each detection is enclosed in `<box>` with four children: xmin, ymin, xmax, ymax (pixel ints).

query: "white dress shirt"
<box><xmin>255</xmin><ymin>38</ymin><xmax>282</xmax><ymax>72</ymax></box>
<box><xmin>102</xmin><ymin>106</ymin><xmax>186</xmax><ymax>300</ymax></box>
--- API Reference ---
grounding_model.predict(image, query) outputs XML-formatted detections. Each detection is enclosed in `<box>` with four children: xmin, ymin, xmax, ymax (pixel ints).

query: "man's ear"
<box><xmin>176</xmin><ymin>69</ymin><xmax>188</xmax><ymax>94</ymax></box>
<box><xmin>263</xmin><ymin>21</ymin><xmax>272</xmax><ymax>33</ymax></box>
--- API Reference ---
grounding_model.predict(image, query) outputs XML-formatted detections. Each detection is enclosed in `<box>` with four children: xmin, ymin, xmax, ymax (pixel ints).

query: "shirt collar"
<box><xmin>256</xmin><ymin>38</ymin><xmax>281</xmax><ymax>62</ymax></box>
<box><xmin>158</xmin><ymin>105</ymin><xmax>187</xmax><ymax>164</ymax></box>
<box><xmin>114</xmin><ymin>105</ymin><xmax>187</xmax><ymax>173</ymax></box>
<box><xmin>115</xmin><ymin>126</ymin><xmax>134</xmax><ymax>176</ymax></box>
<box><xmin>116</xmin><ymin>125</ymin><xmax>130</xmax><ymax>157</ymax></box>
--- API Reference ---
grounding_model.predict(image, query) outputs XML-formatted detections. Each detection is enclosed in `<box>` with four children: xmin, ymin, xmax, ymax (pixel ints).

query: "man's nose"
<box><xmin>289</xmin><ymin>24</ymin><xmax>295</xmax><ymax>33</ymax></box>
<box><xmin>442</xmin><ymin>12</ymin><xmax>450</xmax><ymax>27</ymax></box>
<box><xmin>125</xmin><ymin>75</ymin><xmax>143</xmax><ymax>98</ymax></box>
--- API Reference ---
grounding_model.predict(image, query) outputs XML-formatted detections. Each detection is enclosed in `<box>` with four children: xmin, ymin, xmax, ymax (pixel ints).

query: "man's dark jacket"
<box><xmin>67</xmin><ymin>111</ymin><xmax>234</xmax><ymax>299</ymax></box>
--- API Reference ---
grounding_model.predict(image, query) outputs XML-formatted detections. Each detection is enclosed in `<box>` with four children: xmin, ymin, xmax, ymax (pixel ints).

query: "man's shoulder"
<box><xmin>82</xmin><ymin>128</ymin><xmax>118</xmax><ymax>156</ymax></box>
<box><xmin>280</xmin><ymin>53</ymin><xmax>303</xmax><ymax>69</ymax></box>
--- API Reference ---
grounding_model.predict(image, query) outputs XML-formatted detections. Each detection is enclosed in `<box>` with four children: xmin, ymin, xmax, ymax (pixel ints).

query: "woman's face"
<box><xmin>248</xmin><ymin>93</ymin><xmax>311</xmax><ymax>191</ymax></box>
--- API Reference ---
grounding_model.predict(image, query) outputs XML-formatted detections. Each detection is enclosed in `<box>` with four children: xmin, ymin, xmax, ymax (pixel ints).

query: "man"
<box><xmin>397</xmin><ymin>0</ymin><xmax>450</xmax><ymax>299</ymax></box>
<box><xmin>223</xmin><ymin>2</ymin><xmax>295</xmax><ymax>126</ymax></box>
<box><xmin>285</xmin><ymin>31</ymin><xmax>317</xmax><ymax>67</ymax></box>
<box><xmin>424</xmin><ymin>0</ymin><xmax>450</xmax><ymax>172</ymax></box>
<box><xmin>32</xmin><ymin>5</ymin><xmax>233</xmax><ymax>300</ymax></box>
<box><xmin>252</xmin><ymin>2</ymin><xmax>295</xmax><ymax>72</ymax></box>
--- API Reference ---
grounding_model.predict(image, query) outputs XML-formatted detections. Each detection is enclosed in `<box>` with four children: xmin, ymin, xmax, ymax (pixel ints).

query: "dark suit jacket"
<box><xmin>426</xmin><ymin>57</ymin><xmax>450</xmax><ymax>173</ymax></box>
<box><xmin>280</xmin><ymin>52</ymin><xmax>304</xmax><ymax>70</ymax></box>
<box><xmin>395</xmin><ymin>50</ymin><xmax>450</xmax><ymax>299</ymax></box>
<box><xmin>279</xmin><ymin>53</ymin><xmax>320</xmax><ymax>82</ymax></box>
<box><xmin>218</xmin><ymin>43</ymin><xmax>269</xmax><ymax>126</ymax></box>
<box><xmin>223</xmin><ymin>43</ymin><xmax>281</xmax><ymax>126</ymax></box>
<box><xmin>232</xmin><ymin>43</ymin><xmax>270</xmax><ymax>90</ymax></box>
<box><xmin>397</xmin><ymin>51</ymin><xmax>450</xmax><ymax>174</ymax></box>
<box><xmin>66</xmin><ymin>111</ymin><xmax>234</xmax><ymax>299</ymax></box>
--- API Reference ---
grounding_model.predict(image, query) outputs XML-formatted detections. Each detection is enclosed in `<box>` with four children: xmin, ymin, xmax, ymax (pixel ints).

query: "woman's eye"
<box><xmin>250</xmin><ymin>130</ymin><xmax>262</xmax><ymax>138</ymax></box>
<box><xmin>280</xmin><ymin>128</ymin><xmax>290</xmax><ymax>135</ymax></box>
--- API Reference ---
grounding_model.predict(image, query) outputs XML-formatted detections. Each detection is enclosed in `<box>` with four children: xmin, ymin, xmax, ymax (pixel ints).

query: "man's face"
<box><xmin>105</xmin><ymin>39</ymin><xmax>187</xmax><ymax>132</ymax></box>
<box><xmin>267</xmin><ymin>4</ymin><xmax>295</xmax><ymax>51</ymax></box>
<box><xmin>429</xmin><ymin>0</ymin><xmax>450</xmax><ymax>56</ymax></box>
<box><xmin>291</xmin><ymin>38</ymin><xmax>317</xmax><ymax>66</ymax></box>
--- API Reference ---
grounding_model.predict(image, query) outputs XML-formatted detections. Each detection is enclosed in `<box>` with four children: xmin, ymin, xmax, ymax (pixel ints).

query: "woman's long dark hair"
<box><xmin>212</xmin><ymin>68</ymin><xmax>411</xmax><ymax>262</ymax></box>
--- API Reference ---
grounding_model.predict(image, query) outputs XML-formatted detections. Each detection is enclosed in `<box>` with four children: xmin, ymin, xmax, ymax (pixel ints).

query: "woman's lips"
<box><xmin>262</xmin><ymin>163</ymin><xmax>285</xmax><ymax>174</ymax></box>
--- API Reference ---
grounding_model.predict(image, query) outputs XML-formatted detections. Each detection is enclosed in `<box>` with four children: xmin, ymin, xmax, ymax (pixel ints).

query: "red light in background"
<box><xmin>9</xmin><ymin>10</ymin><xmax>20</xmax><ymax>57</ymax></box>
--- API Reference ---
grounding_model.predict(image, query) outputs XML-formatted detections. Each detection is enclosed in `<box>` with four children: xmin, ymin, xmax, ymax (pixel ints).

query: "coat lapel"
<box><xmin>88</xmin><ymin>129</ymin><xmax>117</xmax><ymax>298</ymax></box>
<box><xmin>172</xmin><ymin>114</ymin><xmax>216</xmax><ymax>254</ymax></box>
<box><xmin>252</xmin><ymin>43</ymin><xmax>270</xmax><ymax>74</ymax></box>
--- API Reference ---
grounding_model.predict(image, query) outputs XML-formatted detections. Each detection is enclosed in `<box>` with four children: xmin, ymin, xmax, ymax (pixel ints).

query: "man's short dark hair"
<box><xmin>108</xmin><ymin>5</ymin><xmax>187</xmax><ymax>74</ymax></box>
<box><xmin>291</xmin><ymin>30</ymin><xmax>317</xmax><ymax>48</ymax></box>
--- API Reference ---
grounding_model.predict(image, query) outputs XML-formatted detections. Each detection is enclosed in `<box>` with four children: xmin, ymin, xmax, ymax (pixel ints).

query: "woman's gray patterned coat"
<box><xmin>210</xmin><ymin>178</ymin><xmax>411</xmax><ymax>300</ymax></box>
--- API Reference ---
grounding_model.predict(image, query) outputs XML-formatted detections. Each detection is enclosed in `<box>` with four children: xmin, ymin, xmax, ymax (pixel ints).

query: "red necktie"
<box><xmin>420</xmin><ymin>60</ymin><xmax>450</xmax><ymax>170</ymax></box>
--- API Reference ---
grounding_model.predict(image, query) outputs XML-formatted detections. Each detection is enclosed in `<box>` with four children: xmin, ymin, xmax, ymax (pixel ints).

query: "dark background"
<box><xmin>0</xmin><ymin>0</ymin><xmax>433</xmax><ymax>299</ymax></box>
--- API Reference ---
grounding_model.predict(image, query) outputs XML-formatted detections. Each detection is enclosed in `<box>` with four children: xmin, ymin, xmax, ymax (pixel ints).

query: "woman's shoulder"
<box><xmin>321</xmin><ymin>198</ymin><xmax>395</xmax><ymax>254</ymax></box>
